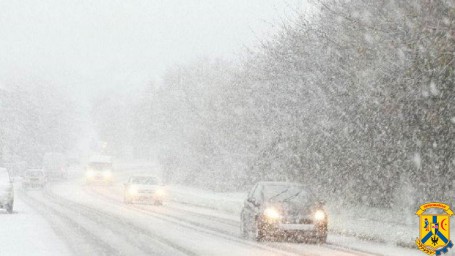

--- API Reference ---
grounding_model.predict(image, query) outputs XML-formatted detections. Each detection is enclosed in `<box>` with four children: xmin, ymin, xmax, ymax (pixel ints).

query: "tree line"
<box><xmin>0</xmin><ymin>82</ymin><xmax>78</xmax><ymax>169</ymax></box>
<box><xmin>92</xmin><ymin>0</ymin><xmax>455</xmax><ymax>208</ymax></box>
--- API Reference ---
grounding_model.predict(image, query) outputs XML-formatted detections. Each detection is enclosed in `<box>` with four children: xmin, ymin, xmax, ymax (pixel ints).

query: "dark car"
<box><xmin>240</xmin><ymin>182</ymin><xmax>328</xmax><ymax>243</ymax></box>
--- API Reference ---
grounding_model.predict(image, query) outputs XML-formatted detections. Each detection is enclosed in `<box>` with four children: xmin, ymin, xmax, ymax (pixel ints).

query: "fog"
<box><xmin>0</xmin><ymin>0</ymin><xmax>301</xmax><ymax>98</ymax></box>
<box><xmin>0</xmin><ymin>1</ymin><xmax>453</xmax><ymax>255</ymax></box>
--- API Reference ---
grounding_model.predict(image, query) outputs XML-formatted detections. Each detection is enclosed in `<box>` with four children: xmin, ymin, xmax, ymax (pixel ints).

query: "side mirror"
<box><xmin>247</xmin><ymin>198</ymin><xmax>259</xmax><ymax>206</ymax></box>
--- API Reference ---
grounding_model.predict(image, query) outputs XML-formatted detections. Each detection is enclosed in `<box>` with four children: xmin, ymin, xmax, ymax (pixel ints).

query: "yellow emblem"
<box><xmin>416</xmin><ymin>202</ymin><xmax>453</xmax><ymax>255</ymax></box>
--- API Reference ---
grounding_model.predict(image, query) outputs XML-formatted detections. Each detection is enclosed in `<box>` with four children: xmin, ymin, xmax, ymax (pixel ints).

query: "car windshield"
<box><xmin>89</xmin><ymin>162</ymin><xmax>112</xmax><ymax>170</ymax></box>
<box><xmin>26</xmin><ymin>171</ymin><xmax>43</xmax><ymax>177</ymax></box>
<box><xmin>131</xmin><ymin>177</ymin><xmax>159</xmax><ymax>185</ymax></box>
<box><xmin>263</xmin><ymin>184</ymin><xmax>309</xmax><ymax>202</ymax></box>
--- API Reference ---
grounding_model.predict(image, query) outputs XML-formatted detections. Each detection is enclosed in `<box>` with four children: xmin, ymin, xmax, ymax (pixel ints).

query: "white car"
<box><xmin>124</xmin><ymin>176</ymin><xmax>166</xmax><ymax>205</ymax></box>
<box><xmin>0</xmin><ymin>168</ymin><xmax>14</xmax><ymax>214</ymax></box>
<box><xmin>85</xmin><ymin>156</ymin><xmax>113</xmax><ymax>185</ymax></box>
<box><xmin>23</xmin><ymin>169</ymin><xmax>47</xmax><ymax>189</ymax></box>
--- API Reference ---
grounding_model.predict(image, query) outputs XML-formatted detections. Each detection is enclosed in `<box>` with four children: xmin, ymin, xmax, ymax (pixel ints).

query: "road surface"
<box><xmin>3</xmin><ymin>173</ymin><xmax>419</xmax><ymax>256</ymax></box>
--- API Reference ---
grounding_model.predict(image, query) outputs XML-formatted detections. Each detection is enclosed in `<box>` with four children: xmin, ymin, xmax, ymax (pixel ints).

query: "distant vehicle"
<box><xmin>43</xmin><ymin>152</ymin><xmax>68</xmax><ymax>180</ymax></box>
<box><xmin>85</xmin><ymin>155</ymin><xmax>113</xmax><ymax>185</ymax></box>
<box><xmin>4</xmin><ymin>161</ymin><xmax>27</xmax><ymax>179</ymax></box>
<box><xmin>0</xmin><ymin>168</ymin><xmax>14</xmax><ymax>214</ymax></box>
<box><xmin>123</xmin><ymin>175</ymin><xmax>165</xmax><ymax>205</ymax></box>
<box><xmin>240</xmin><ymin>182</ymin><xmax>328</xmax><ymax>243</ymax></box>
<box><xmin>23</xmin><ymin>169</ymin><xmax>47</xmax><ymax>189</ymax></box>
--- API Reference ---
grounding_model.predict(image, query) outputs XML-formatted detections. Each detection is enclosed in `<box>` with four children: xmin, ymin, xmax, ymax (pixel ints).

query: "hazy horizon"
<box><xmin>0</xmin><ymin>0</ymin><xmax>304</xmax><ymax>101</ymax></box>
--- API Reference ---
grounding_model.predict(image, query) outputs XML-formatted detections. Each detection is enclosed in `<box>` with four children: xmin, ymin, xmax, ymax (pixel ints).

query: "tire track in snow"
<box><xmin>18</xmin><ymin>191</ymin><xmax>121</xmax><ymax>256</ymax></box>
<box><xmin>86</xmin><ymin>186</ymin><xmax>370</xmax><ymax>256</ymax></box>
<box><xmin>41</xmin><ymin>188</ymin><xmax>198</xmax><ymax>256</ymax></box>
<box><xmin>91</xmin><ymin>185</ymin><xmax>380</xmax><ymax>256</ymax></box>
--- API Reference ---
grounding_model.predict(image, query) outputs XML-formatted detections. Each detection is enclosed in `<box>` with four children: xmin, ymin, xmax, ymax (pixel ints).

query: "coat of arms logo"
<box><xmin>416</xmin><ymin>202</ymin><xmax>453</xmax><ymax>255</ymax></box>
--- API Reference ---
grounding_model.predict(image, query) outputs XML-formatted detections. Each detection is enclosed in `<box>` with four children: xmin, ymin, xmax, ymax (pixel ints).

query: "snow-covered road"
<box><xmin>5</xmin><ymin>176</ymin><xmax>422</xmax><ymax>256</ymax></box>
<box><xmin>0</xmin><ymin>192</ymin><xmax>71</xmax><ymax>256</ymax></box>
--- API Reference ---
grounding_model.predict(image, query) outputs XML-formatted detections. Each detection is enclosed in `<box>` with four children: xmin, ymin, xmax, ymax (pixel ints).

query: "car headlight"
<box><xmin>128</xmin><ymin>186</ymin><xmax>138</xmax><ymax>195</ymax></box>
<box><xmin>86</xmin><ymin>170</ymin><xmax>95</xmax><ymax>178</ymax></box>
<box><xmin>314</xmin><ymin>210</ymin><xmax>326</xmax><ymax>221</ymax></box>
<box><xmin>264</xmin><ymin>207</ymin><xmax>282</xmax><ymax>220</ymax></box>
<box><xmin>155</xmin><ymin>188</ymin><xmax>165</xmax><ymax>197</ymax></box>
<box><xmin>103</xmin><ymin>170</ymin><xmax>112</xmax><ymax>179</ymax></box>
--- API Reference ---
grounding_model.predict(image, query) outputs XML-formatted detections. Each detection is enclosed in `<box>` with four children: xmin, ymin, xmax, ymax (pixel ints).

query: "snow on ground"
<box><xmin>0</xmin><ymin>189</ymin><xmax>71</xmax><ymax>256</ymax></box>
<box><xmin>166</xmin><ymin>185</ymin><xmax>422</xmax><ymax>256</ymax></box>
<box><xmin>49</xmin><ymin>179</ymin><xmax>364</xmax><ymax>256</ymax></box>
<box><xmin>110</xmin><ymin>166</ymin><xmax>421</xmax><ymax>255</ymax></box>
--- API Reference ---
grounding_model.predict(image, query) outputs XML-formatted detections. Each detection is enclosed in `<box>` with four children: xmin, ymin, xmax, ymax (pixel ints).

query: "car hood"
<box><xmin>264</xmin><ymin>200</ymin><xmax>316</xmax><ymax>216</ymax></box>
<box><xmin>130</xmin><ymin>184</ymin><xmax>160</xmax><ymax>190</ymax></box>
<box><xmin>25</xmin><ymin>176</ymin><xmax>44</xmax><ymax>179</ymax></box>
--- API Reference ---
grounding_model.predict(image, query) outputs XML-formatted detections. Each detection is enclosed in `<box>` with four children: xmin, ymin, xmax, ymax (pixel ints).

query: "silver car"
<box><xmin>123</xmin><ymin>176</ymin><xmax>166</xmax><ymax>205</ymax></box>
<box><xmin>0</xmin><ymin>168</ymin><xmax>14</xmax><ymax>214</ymax></box>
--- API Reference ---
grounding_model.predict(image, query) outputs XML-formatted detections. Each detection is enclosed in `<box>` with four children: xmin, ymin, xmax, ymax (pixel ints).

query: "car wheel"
<box><xmin>316</xmin><ymin>235</ymin><xmax>327</xmax><ymax>244</ymax></box>
<box><xmin>124</xmin><ymin>194</ymin><xmax>132</xmax><ymax>204</ymax></box>
<box><xmin>240</xmin><ymin>214</ymin><xmax>249</xmax><ymax>239</ymax></box>
<box><xmin>6</xmin><ymin>201</ymin><xmax>13</xmax><ymax>214</ymax></box>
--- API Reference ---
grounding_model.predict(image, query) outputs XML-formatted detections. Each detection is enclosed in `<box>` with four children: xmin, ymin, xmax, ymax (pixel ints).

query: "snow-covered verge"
<box><xmin>114</xmin><ymin>163</ymin><xmax>422</xmax><ymax>251</ymax></box>
<box><xmin>168</xmin><ymin>185</ymin><xmax>423</xmax><ymax>249</ymax></box>
<box><xmin>169</xmin><ymin>185</ymin><xmax>246</xmax><ymax>216</ymax></box>
<box><xmin>327</xmin><ymin>202</ymin><xmax>419</xmax><ymax>248</ymax></box>
<box><xmin>0</xmin><ymin>192</ymin><xmax>71</xmax><ymax>256</ymax></box>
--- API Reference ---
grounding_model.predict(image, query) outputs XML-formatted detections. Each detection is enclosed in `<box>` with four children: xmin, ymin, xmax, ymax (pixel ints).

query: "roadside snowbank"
<box><xmin>117</xmin><ymin>162</ymin><xmax>421</xmax><ymax>249</ymax></box>
<box><xmin>0</xmin><ymin>193</ymin><xmax>71</xmax><ymax>256</ymax></box>
<box><xmin>168</xmin><ymin>185</ymin><xmax>421</xmax><ymax>248</ymax></box>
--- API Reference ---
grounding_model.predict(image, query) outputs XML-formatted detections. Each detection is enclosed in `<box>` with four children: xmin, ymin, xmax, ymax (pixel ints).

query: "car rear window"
<box><xmin>27</xmin><ymin>171</ymin><xmax>43</xmax><ymax>177</ymax></box>
<box><xmin>131</xmin><ymin>177</ymin><xmax>159</xmax><ymax>185</ymax></box>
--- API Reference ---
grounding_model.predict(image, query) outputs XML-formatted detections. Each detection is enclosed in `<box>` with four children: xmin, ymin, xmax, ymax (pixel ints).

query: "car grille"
<box><xmin>283</xmin><ymin>217</ymin><xmax>313</xmax><ymax>224</ymax></box>
<box><xmin>282</xmin><ymin>209</ymin><xmax>313</xmax><ymax>224</ymax></box>
<box><xmin>138</xmin><ymin>189</ymin><xmax>155</xmax><ymax>194</ymax></box>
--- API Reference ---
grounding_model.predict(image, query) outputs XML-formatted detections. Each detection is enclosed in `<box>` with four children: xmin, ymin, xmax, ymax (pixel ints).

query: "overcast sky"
<box><xmin>0</xmin><ymin>0</ymin><xmax>304</xmax><ymax>100</ymax></box>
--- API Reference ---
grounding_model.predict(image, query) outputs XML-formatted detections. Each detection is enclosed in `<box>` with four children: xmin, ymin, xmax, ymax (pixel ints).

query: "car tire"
<box><xmin>315</xmin><ymin>224</ymin><xmax>327</xmax><ymax>244</ymax></box>
<box><xmin>240</xmin><ymin>220</ymin><xmax>249</xmax><ymax>239</ymax></box>
<box><xmin>124</xmin><ymin>194</ymin><xmax>132</xmax><ymax>204</ymax></box>
<box><xmin>316</xmin><ymin>235</ymin><xmax>327</xmax><ymax>244</ymax></box>
<box><xmin>6</xmin><ymin>201</ymin><xmax>13</xmax><ymax>214</ymax></box>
